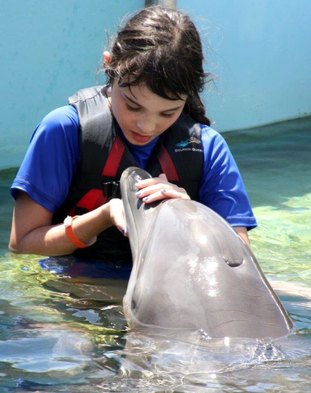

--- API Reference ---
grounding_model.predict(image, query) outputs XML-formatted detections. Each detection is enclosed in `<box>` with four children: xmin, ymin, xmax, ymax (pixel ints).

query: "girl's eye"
<box><xmin>161</xmin><ymin>112</ymin><xmax>175</xmax><ymax>118</ymax></box>
<box><xmin>126</xmin><ymin>103</ymin><xmax>141</xmax><ymax>112</ymax></box>
<box><xmin>125</xmin><ymin>101</ymin><xmax>176</xmax><ymax>118</ymax></box>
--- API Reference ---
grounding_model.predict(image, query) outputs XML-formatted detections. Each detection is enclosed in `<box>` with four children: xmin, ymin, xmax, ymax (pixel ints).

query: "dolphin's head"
<box><xmin>120</xmin><ymin>167</ymin><xmax>293</xmax><ymax>339</ymax></box>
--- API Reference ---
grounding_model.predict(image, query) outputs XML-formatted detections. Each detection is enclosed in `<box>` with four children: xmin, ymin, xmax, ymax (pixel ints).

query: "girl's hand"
<box><xmin>135</xmin><ymin>173</ymin><xmax>190</xmax><ymax>204</ymax></box>
<box><xmin>108</xmin><ymin>198</ymin><xmax>128</xmax><ymax>236</ymax></box>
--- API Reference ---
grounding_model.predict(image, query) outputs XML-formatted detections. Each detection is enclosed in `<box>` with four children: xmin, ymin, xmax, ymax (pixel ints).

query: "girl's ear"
<box><xmin>103</xmin><ymin>51</ymin><xmax>112</xmax><ymax>67</ymax></box>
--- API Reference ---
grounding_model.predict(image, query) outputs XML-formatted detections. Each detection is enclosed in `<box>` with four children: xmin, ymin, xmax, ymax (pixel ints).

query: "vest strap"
<box><xmin>158</xmin><ymin>145</ymin><xmax>179</xmax><ymax>182</ymax></box>
<box><xmin>101</xmin><ymin>136</ymin><xmax>125</xmax><ymax>177</ymax></box>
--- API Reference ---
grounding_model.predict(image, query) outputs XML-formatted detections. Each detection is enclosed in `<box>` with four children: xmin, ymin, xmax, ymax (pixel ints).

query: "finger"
<box><xmin>136</xmin><ymin>183</ymin><xmax>190</xmax><ymax>200</ymax></box>
<box><xmin>159</xmin><ymin>188</ymin><xmax>190</xmax><ymax>200</ymax></box>
<box><xmin>142</xmin><ymin>188</ymin><xmax>190</xmax><ymax>204</ymax></box>
<box><xmin>135</xmin><ymin>183</ymin><xmax>169</xmax><ymax>198</ymax></box>
<box><xmin>135</xmin><ymin>178</ymin><xmax>158</xmax><ymax>190</ymax></box>
<box><xmin>159</xmin><ymin>173</ymin><xmax>168</xmax><ymax>181</ymax></box>
<box><xmin>135</xmin><ymin>173</ymin><xmax>168</xmax><ymax>189</ymax></box>
<box><xmin>109</xmin><ymin>198</ymin><xmax>128</xmax><ymax>236</ymax></box>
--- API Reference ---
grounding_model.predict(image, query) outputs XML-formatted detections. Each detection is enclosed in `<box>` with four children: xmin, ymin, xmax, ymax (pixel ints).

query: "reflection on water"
<box><xmin>0</xmin><ymin>117</ymin><xmax>310</xmax><ymax>392</ymax></box>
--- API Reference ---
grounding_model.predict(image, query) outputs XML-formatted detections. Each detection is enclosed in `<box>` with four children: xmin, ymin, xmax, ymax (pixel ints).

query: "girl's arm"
<box><xmin>9</xmin><ymin>192</ymin><xmax>126</xmax><ymax>256</ymax></box>
<box><xmin>233</xmin><ymin>226</ymin><xmax>250</xmax><ymax>246</ymax></box>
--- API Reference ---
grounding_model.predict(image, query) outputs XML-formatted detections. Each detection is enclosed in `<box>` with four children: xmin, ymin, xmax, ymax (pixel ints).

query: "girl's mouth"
<box><xmin>131</xmin><ymin>131</ymin><xmax>153</xmax><ymax>144</ymax></box>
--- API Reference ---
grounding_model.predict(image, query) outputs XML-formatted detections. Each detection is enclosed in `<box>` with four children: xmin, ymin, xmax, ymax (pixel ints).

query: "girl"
<box><xmin>9</xmin><ymin>6</ymin><xmax>256</xmax><ymax>271</ymax></box>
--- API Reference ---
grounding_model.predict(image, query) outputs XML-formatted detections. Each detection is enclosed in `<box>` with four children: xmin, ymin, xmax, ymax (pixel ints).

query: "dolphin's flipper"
<box><xmin>120</xmin><ymin>167</ymin><xmax>293</xmax><ymax>339</ymax></box>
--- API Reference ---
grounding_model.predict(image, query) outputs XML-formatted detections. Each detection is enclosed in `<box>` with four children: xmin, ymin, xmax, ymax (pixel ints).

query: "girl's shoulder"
<box><xmin>201</xmin><ymin>124</ymin><xmax>225</xmax><ymax>140</ymax></box>
<box><xmin>200</xmin><ymin>124</ymin><xmax>230</xmax><ymax>153</ymax></box>
<box><xmin>29</xmin><ymin>105</ymin><xmax>80</xmax><ymax>150</ymax></box>
<box><xmin>39</xmin><ymin>105</ymin><xmax>79</xmax><ymax>133</ymax></box>
<box><xmin>11</xmin><ymin>106</ymin><xmax>81</xmax><ymax>211</ymax></box>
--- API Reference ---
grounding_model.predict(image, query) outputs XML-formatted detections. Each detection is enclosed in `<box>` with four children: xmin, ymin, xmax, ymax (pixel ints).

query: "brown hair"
<box><xmin>105</xmin><ymin>6</ymin><xmax>212</xmax><ymax>125</ymax></box>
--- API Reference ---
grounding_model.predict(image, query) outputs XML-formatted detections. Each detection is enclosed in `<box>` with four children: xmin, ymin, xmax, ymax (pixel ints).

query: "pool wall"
<box><xmin>1</xmin><ymin>0</ymin><xmax>310</xmax><ymax>169</ymax></box>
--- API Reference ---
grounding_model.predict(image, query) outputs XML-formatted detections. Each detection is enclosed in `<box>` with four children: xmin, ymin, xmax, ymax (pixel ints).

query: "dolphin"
<box><xmin>120</xmin><ymin>167</ymin><xmax>293</xmax><ymax>339</ymax></box>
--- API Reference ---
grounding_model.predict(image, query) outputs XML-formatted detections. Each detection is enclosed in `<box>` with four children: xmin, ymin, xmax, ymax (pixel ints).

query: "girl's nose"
<box><xmin>137</xmin><ymin>116</ymin><xmax>156</xmax><ymax>135</ymax></box>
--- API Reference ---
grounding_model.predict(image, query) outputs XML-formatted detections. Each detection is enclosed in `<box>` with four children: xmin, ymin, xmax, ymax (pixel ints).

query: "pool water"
<box><xmin>0</xmin><ymin>117</ymin><xmax>310</xmax><ymax>392</ymax></box>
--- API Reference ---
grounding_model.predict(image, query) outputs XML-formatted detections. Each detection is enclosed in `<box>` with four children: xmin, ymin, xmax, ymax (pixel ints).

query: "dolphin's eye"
<box><xmin>223</xmin><ymin>256</ymin><xmax>243</xmax><ymax>267</ymax></box>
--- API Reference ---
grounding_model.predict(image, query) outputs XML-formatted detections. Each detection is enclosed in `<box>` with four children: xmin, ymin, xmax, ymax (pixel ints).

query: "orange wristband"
<box><xmin>64</xmin><ymin>215</ymin><xmax>89</xmax><ymax>249</ymax></box>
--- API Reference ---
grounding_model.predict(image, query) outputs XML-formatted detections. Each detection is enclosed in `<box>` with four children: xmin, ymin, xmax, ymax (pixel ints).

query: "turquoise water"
<box><xmin>0</xmin><ymin>118</ymin><xmax>310</xmax><ymax>392</ymax></box>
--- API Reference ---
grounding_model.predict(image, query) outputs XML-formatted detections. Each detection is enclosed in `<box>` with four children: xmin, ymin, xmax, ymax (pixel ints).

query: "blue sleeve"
<box><xmin>199</xmin><ymin>125</ymin><xmax>257</xmax><ymax>230</ymax></box>
<box><xmin>11</xmin><ymin>105</ymin><xmax>80</xmax><ymax>213</ymax></box>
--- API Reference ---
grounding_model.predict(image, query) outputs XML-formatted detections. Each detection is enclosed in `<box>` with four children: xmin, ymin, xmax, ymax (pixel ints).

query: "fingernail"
<box><xmin>117</xmin><ymin>226</ymin><xmax>127</xmax><ymax>236</ymax></box>
<box><xmin>142</xmin><ymin>196</ymin><xmax>149</xmax><ymax>203</ymax></box>
<box><xmin>136</xmin><ymin>190</ymin><xmax>142</xmax><ymax>197</ymax></box>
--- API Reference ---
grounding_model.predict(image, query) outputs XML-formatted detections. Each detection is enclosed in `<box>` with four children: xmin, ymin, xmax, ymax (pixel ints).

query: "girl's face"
<box><xmin>109</xmin><ymin>80</ymin><xmax>187</xmax><ymax>146</ymax></box>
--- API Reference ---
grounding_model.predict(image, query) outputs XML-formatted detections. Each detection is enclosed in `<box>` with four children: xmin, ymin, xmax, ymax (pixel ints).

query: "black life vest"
<box><xmin>54</xmin><ymin>86</ymin><xmax>204</xmax><ymax>262</ymax></box>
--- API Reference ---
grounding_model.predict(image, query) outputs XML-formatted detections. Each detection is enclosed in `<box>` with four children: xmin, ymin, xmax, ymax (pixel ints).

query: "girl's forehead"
<box><xmin>111</xmin><ymin>81</ymin><xmax>186</xmax><ymax>114</ymax></box>
<box><xmin>116</xmin><ymin>78</ymin><xmax>187</xmax><ymax>102</ymax></box>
